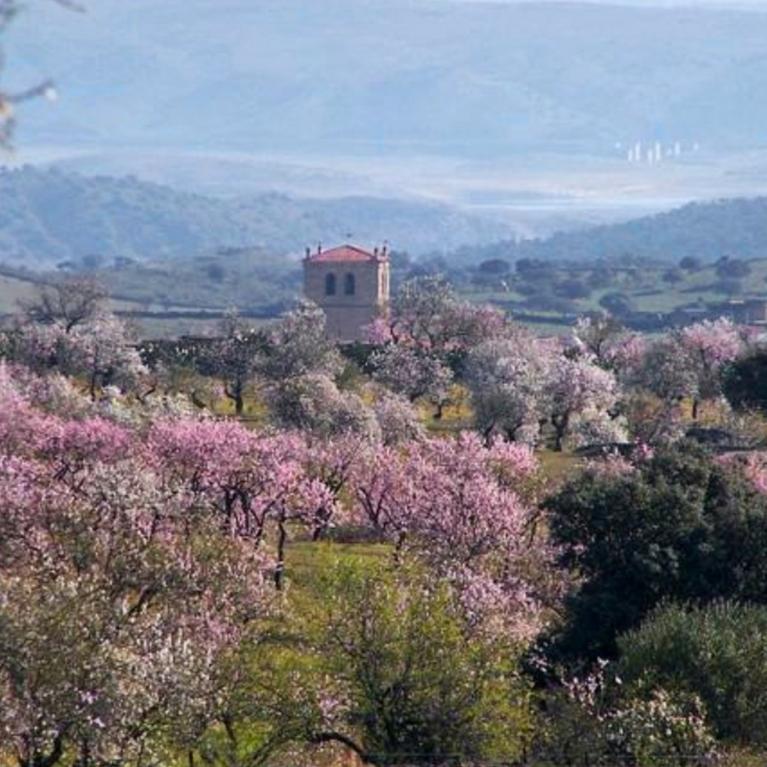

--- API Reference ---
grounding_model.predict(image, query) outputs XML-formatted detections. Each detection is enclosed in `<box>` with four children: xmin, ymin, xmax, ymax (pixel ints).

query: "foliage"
<box><xmin>456</xmin><ymin>196</ymin><xmax>767</xmax><ymax>267</ymax></box>
<box><xmin>538</xmin><ymin>661</ymin><xmax>718</xmax><ymax>767</ymax></box>
<box><xmin>0</xmin><ymin>168</ymin><xmax>510</xmax><ymax>272</ymax></box>
<box><xmin>723</xmin><ymin>350</ymin><xmax>767</xmax><ymax>413</ymax></box>
<box><xmin>546</xmin><ymin>442</ymin><xmax>767</xmax><ymax>661</ymax></box>
<box><xmin>619</xmin><ymin>600</ymin><xmax>767</xmax><ymax>746</ymax></box>
<box><xmin>298</xmin><ymin>557</ymin><xmax>536</xmax><ymax>766</ymax></box>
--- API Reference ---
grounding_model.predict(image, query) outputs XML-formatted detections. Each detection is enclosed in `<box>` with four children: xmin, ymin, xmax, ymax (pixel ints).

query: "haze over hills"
<box><xmin>4</xmin><ymin>165</ymin><xmax>767</xmax><ymax>279</ymax></box>
<box><xmin>0</xmin><ymin>167</ymin><xmax>515</xmax><ymax>267</ymax></box>
<box><xmin>5</xmin><ymin>0</ymin><xmax>767</xmax><ymax>217</ymax></box>
<box><xmin>7</xmin><ymin>0</ymin><xmax>767</xmax><ymax>155</ymax></box>
<box><xmin>452</xmin><ymin>196</ymin><xmax>767</xmax><ymax>266</ymax></box>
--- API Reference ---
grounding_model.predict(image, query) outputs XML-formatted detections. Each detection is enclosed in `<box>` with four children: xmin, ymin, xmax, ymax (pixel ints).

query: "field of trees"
<box><xmin>459</xmin><ymin>252</ymin><xmax>767</xmax><ymax>327</ymax></box>
<box><xmin>4</xmin><ymin>277</ymin><xmax>767</xmax><ymax>765</ymax></box>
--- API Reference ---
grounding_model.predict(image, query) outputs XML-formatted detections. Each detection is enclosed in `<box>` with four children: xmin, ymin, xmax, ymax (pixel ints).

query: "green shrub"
<box><xmin>299</xmin><ymin>557</ymin><xmax>536</xmax><ymax>766</ymax></box>
<box><xmin>537</xmin><ymin>663</ymin><xmax>717</xmax><ymax>767</ymax></box>
<box><xmin>545</xmin><ymin>443</ymin><xmax>767</xmax><ymax>661</ymax></box>
<box><xmin>618</xmin><ymin>600</ymin><xmax>767</xmax><ymax>746</ymax></box>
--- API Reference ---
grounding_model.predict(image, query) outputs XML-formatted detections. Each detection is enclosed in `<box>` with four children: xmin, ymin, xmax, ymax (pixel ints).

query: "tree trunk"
<box><xmin>274</xmin><ymin>521</ymin><xmax>287</xmax><ymax>591</ymax></box>
<box><xmin>191</xmin><ymin>390</ymin><xmax>208</xmax><ymax>409</ymax></box>
<box><xmin>224</xmin><ymin>384</ymin><xmax>245</xmax><ymax>416</ymax></box>
<box><xmin>692</xmin><ymin>397</ymin><xmax>700</xmax><ymax>421</ymax></box>
<box><xmin>21</xmin><ymin>737</ymin><xmax>65</xmax><ymax>767</ymax></box>
<box><xmin>552</xmin><ymin>414</ymin><xmax>568</xmax><ymax>452</ymax></box>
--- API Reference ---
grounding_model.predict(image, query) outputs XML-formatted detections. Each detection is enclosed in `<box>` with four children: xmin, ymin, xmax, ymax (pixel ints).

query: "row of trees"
<box><xmin>1</xmin><ymin>276</ymin><xmax>756</xmax><ymax>455</ymax></box>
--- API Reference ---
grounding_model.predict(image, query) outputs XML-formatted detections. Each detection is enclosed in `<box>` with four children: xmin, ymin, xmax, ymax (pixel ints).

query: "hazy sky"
<box><xmin>450</xmin><ymin>0</ymin><xmax>767</xmax><ymax>6</ymax></box>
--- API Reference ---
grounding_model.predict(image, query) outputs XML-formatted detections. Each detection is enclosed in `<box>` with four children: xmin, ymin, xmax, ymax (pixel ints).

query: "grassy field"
<box><xmin>468</xmin><ymin>257</ymin><xmax>767</xmax><ymax>319</ymax></box>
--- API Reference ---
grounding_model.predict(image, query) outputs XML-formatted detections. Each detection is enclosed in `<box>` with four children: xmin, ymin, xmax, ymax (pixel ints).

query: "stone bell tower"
<box><xmin>303</xmin><ymin>243</ymin><xmax>390</xmax><ymax>342</ymax></box>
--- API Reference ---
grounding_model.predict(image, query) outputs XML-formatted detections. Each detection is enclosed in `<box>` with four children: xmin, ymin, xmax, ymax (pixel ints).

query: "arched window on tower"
<box><xmin>344</xmin><ymin>273</ymin><xmax>356</xmax><ymax>296</ymax></box>
<box><xmin>325</xmin><ymin>273</ymin><xmax>337</xmax><ymax>296</ymax></box>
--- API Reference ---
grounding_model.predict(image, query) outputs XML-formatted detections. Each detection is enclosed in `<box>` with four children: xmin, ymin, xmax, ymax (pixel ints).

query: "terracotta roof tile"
<box><xmin>306</xmin><ymin>244</ymin><xmax>384</xmax><ymax>263</ymax></box>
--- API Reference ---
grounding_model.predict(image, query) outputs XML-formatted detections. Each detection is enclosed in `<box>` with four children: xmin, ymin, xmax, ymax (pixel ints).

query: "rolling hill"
<box><xmin>449</xmin><ymin>197</ymin><xmax>767</xmax><ymax>266</ymax></box>
<box><xmin>0</xmin><ymin>167</ymin><xmax>515</xmax><ymax>267</ymax></box>
<box><xmin>6</xmin><ymin>0</ymin><xmax>767</xmax><ymax>156</ymax></box>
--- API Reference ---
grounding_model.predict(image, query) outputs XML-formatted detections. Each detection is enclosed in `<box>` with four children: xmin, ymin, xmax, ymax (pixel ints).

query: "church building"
<box><xmin>303</xmin><ymin>243</ymin><xmax>390</xmax><ymax>342</ymax></box>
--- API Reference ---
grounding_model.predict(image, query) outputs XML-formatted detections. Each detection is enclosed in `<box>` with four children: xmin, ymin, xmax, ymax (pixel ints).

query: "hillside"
<box><xmin>0</xmin><ymin>168</ymin><xmax>514</xmax><ymax>267</ymax></box>
<box><xmin>449</xmin><ymin>197</ymin><xmax>767</xmax><ymax>266</ymax></box>
<box><xmin>6</xmin><ymin>0</ymin><xmax>767</xmax><ymax>155</ymax></box>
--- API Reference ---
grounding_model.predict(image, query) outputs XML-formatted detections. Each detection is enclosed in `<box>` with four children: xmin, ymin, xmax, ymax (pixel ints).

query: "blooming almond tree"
<box><xmin>0</xmin><ymin>452</ymin><xmax>270</xmax><ymax>767</ymax></box>
<box><xmin>265</xmin><ymin>372</ymin><xmax>380</xmax><ymax>441</ymax></box>
<box><xmin>349</xmin><ymin>433</ymin><xmax>553</xmax><ymax>638</ymax></box>
<box><xmin>372</xmin><ymin>389</ymin><xmax>425</xmax><ymax>445</ymax></box>
<box><xmin>465</xmin><ymin>334</ymin><xmax>549</xmax><ymax>444</ymax></box>
<box><xmin>545</xmin><ymin>353</ymin><xmax>621</xmax><ymax>451</ymax></box>
<box><xmin>367</xmin><ymin>276</ymin><xmax>512</xmax><ymax>420</ymax></box>
<box><xmin>262</xmin><ymin>300</ymin><xmax>342</xmax><ymax>382</ymax></box>
<box><xmin>370</xmin><ymin>343</ymin><xmax>453</xmax><ymax>416</ymax></box>
<box><xmin>640</xmin><ymin>319</ymin><xmax>744</xmax><ymax>421</ymax></box>
<box><xmin>4</xmin><ymin>310</ymin><xmax>146</xmax><ymax>400</ymax></box>
<box><xmin>378</xmin><ymin>275</ymin><xmax>507</xmax><ymax>353</ymax></box>
<box><xmin>680</xmin><ymin>318</ymin><xmax>745</xmax><ymax>419</ymax></box>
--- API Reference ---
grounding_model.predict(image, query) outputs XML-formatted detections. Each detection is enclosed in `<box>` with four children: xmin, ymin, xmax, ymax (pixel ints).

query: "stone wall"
<box><xmin>304</xmin><ymin>259</ymin><xmax>389</xmax><ymax>342</ymax></box>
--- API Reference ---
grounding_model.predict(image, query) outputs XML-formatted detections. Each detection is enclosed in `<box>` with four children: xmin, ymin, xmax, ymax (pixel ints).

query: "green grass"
<box><xmin>284</xmin><ymin>540</ymin><xmax>391</xmax><ymax>590</ymax></box>
<box><xmin>538</xmin><ymin>450</ymin><xmax>583</xmax><ymax>484</ymax></box>
<box><xmin>464</xmin><ymin>258</ymin><xmax>767</xmax><ymax>319</ymax></box>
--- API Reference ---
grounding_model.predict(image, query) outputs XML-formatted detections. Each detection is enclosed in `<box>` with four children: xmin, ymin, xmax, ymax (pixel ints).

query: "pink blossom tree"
<box><xmin>148</xmin><ymin>420</ymin><xmax>333</xmax><ymax>588</ymax></box>
<box><xmin>572</xmin><ymin>315</ymin><xmax>648</xmax><ymax>386</ymax></box>
<box><xmin>378</xmin><ymin>275</ymin><xmax>507</xmax><ymax>353</ymax></box>
<box><xmin>640</xmin><ymin>319</ymin><xmax>744</xmax><ymax>421</ymax></box>
<box><xmin>368</xmin><ymin>276</ymin><xmax>510</xmax><ymax>418</ymax></box>
<box><xmin>348</xmin><ymin>433</ymin><xmax>552</xmax><ymax>638</ymax></box>
<box><xmin>0</xmin><ymin>450</ymin><xmax>270</xmax><ymax>767</ymax></box>
<box><xmin>545</xmin><ymin>353</ymin><xmax>621</xmax><ymax>451</ymax></box>
<box><xmin>465</xmin><ymin>334</ymin><xmax>549</xmax><ymax>444</ymax></box>
<box><xmin>680</xmin><ymin>318</ymin><xmax>745</xmax><ymax>419</ymax></box>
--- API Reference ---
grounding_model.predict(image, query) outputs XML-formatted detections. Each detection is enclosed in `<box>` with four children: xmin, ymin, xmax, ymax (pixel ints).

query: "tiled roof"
<box><xmin>306</xmin><ymin>244</ymin><xmax>383</xmax><ymax>263</ymax></box>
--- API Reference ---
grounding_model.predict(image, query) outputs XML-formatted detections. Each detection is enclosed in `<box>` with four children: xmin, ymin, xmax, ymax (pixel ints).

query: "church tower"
<box><xmin>303</xmin><ymin>243</ymin><xmax>390</xmax><ymax>342</ymax></box>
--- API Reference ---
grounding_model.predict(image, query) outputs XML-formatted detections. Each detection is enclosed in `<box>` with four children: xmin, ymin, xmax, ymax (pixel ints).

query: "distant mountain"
<box><xmin>0</xmin><ymin>168</ymin><xmax>514</xmax><ymax>267</ymax></box>
<box><xmin>6</xmin><ymin>0</ymin><xmax>767</xmax><ymax>156</ymax></box>
<box><xmin>450</xmin><ymin>197</ymin><xmax>767</xmax><ymax>266</ymax></box>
